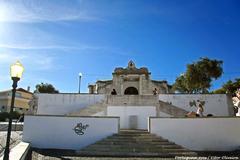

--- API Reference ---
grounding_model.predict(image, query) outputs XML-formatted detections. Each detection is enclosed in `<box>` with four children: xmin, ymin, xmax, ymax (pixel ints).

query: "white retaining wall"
<box><xmin>36</xmin><ymin>94</ymin><xmax>234</xmax><ymax>117</ymax></box>
<box><xmin>150</xmin><ymin>117</ymin><xmax>240</xmax><ymax>151</ymax></box>
<box><xmin>107</xmin><ymin>106</ymin><xmax>156</xmax><ymax>129</ymax></box>
<box><xmin>36</xmin><ymin>94</ymin><xmax>105</xmax><ymax>115</ymax></box>
<box><xmin>23</xmin><ymin>115</ymin><xmax>119</xmax><ymax>150</ymax></box>
<box><xmin>159</xmin><ymin>94</ymin><xmax>233</xmax><ymax>116</ymax></box>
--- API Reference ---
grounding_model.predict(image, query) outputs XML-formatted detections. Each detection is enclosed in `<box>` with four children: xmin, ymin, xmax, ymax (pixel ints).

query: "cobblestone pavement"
<box><xmin>31</xmin><ymin>154</ymin><xmax>174</xmax><ymax>160</ymax></box>
<box><xmin>30</xmin><ymin>150</ymin><xmax>175</xmax><ymax>160</ymax></box>
<box><xmin>30</xmin><ymin>149</ymin><xmax>240</xmax><ymax>160</ymax></box>
<box><xmin>0</xmin><ymin>131</ymin><xmax>22</xmax><ymax>156</ymax></box>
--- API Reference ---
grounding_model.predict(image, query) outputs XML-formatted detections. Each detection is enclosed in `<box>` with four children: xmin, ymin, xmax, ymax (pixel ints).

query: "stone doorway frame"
<box><xmin>124</xmin><ymin>87</ymin><xmax>139</xmax><ymax>95</ymax></box>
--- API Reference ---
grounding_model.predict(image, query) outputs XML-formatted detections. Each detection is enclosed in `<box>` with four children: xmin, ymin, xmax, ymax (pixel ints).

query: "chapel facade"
<box><xmin>88</xmin><ymin>61</ymin><xmax>171</xmax><ymax>95</ymax></box>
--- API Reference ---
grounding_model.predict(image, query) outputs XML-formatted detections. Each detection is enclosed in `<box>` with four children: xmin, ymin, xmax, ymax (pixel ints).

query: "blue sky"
<box><xmin>0</xmin><ymin>0</ymin><xmax>240</xmax><ymax>93</ymax></box>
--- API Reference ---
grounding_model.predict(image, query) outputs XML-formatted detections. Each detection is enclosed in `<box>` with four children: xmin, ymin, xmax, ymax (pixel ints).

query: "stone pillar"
<box><xmin>120</xmin><ymin>76</ymin><xmax>124</xmax><ymax>95</ymax></box>
<box><xmin>139</xmin><ymin>75</ymin><xmax>143</xmax><ymax>95</ymax></box>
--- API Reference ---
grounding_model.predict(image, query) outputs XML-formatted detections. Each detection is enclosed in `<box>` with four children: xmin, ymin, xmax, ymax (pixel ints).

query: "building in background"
<box><xmin>0</xmin><ymin>88</ymin><xmax>33</xmax><ymax>114</ymax></box>
<box><xmin>88</xmin><ymin>61</ymin><xmax>171</xmax><ymax>95</ymax></box>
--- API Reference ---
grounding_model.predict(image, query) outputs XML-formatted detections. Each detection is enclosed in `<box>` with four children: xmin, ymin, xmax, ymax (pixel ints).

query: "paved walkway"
<box><xmin>30</xmin><ymin>149</ymin><xmax>175</xmax><ymax>160</ymax></box>
<box><xmin>30</xmin><ymin>149</ymin><xmax>240</xmax><ymax>160</ymax></box>
<box><xmin>31</xmin><ymin>154</ymin><xmax>174</xmax><ymax>160</ymax></box>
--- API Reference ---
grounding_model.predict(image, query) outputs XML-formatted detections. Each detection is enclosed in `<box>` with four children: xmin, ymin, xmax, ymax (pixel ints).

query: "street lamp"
<box><xmin>3</xmin><ymin>61</ymin><xmax>24</xmax><ymax>160</ymax></box>
<box><xmin>78</xmin><ymin>73</ymin><xmax>82</xmax><ymax>94</ymax></box>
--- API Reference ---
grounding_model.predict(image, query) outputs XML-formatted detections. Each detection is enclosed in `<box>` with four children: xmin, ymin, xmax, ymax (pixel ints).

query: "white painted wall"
<box><xmin>150</xmin><ymin>117</ymin><xmax>240</xmax><ymax>151</ymax></box>
<box><xmin>159</xmin><ymin>94</ymin><xmax>232</xmax><ymax>116</ymax></box>
<box><xmin>23</xmin><ymin>115</ymin><xmax>119</xmax><ymax>150</ymax></box>
<box><xmin>36</xmin><ymin>94</ymin><xmax>105</xmax><ymax>115</ymax></box>
<box><xmin>107</xmin><ymin>106</ymin><xmax>156</xmax><ymax>129</ymax></box>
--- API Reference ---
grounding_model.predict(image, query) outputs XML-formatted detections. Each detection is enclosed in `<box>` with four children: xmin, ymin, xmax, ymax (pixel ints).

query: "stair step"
<box><xmin>114</xmin><ymin>132</ymin><xmax>152</xmax><ymax>135</ymax></box>
<box><xmin>120</xmin><ymin>130</ymin><xmax>148</xmax><ymax>133</ymax></box>
<box><xmin>107</xmin><ymin>136</ymin><xmax>168</xmax><ymax>139</ymax></box>
<box><xmin>77</xmin><ymin>151</ymin><xmax>197</xmax><ymax>157</ymax></box>
<box><xmin>84</xmin><ymin>144</ymin><xmax>183</xmax><ymax>149</ymax></box>
<box><xmin>81</xmin><ymin>147</ymin><xmax>189</xmax><ymax>152</ymax></box>
<box><xmin>95</xmin><ymin>141</ymin><xmax>177</xmax><ymax>145</ymax></box>
<box><xmin>101</xmin><ymin>138</ymin><xmax>169</xmax><ymax>143</ymax></box>
<box><xmin>112</xmin><ymin>134</ymin><xmax>159</xmax><ymax>137</ymax></box>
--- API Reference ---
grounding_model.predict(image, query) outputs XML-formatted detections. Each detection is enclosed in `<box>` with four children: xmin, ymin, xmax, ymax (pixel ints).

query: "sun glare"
<box><xmin>0</xmin><ymin>6</ymin><xmax>8</xmax><ymax>22</ymax></box>
<box><xmin>0</xmin><ymin>5</ymin><xmax>11</xmax><ymax>35</ymax></box>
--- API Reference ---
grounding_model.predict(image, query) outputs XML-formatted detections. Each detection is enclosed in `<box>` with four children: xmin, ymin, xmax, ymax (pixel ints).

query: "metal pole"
<box><xmin>3</xmin><ymin>77</ymin><xmax>19</xmax><ymax>160</ymax></box>
<box><xmin>78</xmin><ymin>75</ymin><xmax>81</xmax><ymax>94</ymax></box>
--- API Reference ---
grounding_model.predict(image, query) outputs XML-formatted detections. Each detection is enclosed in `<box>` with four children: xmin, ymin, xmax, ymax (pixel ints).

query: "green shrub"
<box><xmin>0</xmin><ymin>111</ymin><xmax>22</xmax><ymax>121</ymax></box>
<box><xmin>0</xmin><ymin>112</ymin><xmax>9</xmax><ymax>121</ymax></box>
<box><xmin>11</xmin><ymin>111</ymin><xmax>21</xmax><ymax>119</ymax></box>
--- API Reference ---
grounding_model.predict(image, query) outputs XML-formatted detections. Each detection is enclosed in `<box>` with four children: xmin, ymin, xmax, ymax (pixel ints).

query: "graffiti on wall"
<box><xmin>73</xmin><ymin>123</ymin><xmax>89</xmax><ymax>135</ymax></box>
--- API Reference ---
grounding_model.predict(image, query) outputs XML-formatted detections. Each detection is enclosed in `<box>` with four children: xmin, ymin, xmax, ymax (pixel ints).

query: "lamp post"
<box><xmin>3</xmin><ymin>61</ymin><xmax>24</xmax><ymax>160</ymax></box>
<box><xmin>78</xmin><ymin>73</ymin><xmax>82</xmax><ymax>94</ymax></box>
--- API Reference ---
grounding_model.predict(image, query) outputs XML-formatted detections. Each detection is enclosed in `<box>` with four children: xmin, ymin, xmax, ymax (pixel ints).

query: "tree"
<box><xmin>172</xmin><ymin>74</ymin><xmax>189</xmax><ymax>93</ymax></box>
<box><xmin>34</xmin><ymin>82</ymin><xmax>59</xmax><ymax>93</ymax></box>
<box><xmin>212</xmin><ymin>88</ymin><xmax>226</xmax><ymax>94</ymax></box>
<box><xmin>173</xmin><ymin>57</ymin><xmax>223</xmax><ymax>93</ymax></box>
<box><xmin>212</xmin><ymin>78</ymin><xmax>240</xmax><ymax>95</ymax></box>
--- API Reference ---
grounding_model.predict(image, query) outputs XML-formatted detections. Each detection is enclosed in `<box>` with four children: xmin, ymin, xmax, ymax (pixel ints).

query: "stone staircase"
<box><xmin>77</xmin><ymin>130</ymin><xmax>197</xmax><ymax>157</ymax></box>
<box><xmin>67</xmin><ymin>95</ymin><xmax>189</xmax><ymax>117</ymax></box>
<box><xmin>67</xmin><ymin>101</ymin><xmax>107</xmax><ymax>116</ymax></box>
<box><xmin>158</xmin><ymin>100</ymin><xmax>189</xmax><ymax>117</ymax></box>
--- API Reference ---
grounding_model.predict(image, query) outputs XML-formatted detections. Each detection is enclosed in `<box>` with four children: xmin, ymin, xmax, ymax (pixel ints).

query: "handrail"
<box><xmin>0</xmin><ymin>131</ymin><xmax>22</xmax><ymax>156</ymax></box>
<box><xmin>0</xmin><ymin>125</ymin><xmax>8</xmax><ymax>131</ymax></box>
<box><xmin>0</xmin><ymin>116</ymin><xmax>24</xmax><ymax>155</ymax></box>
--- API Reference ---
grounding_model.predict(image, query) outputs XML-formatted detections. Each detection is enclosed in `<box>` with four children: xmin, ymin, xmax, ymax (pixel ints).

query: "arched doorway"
<box><xmin>124</xmin><ymin>87</ymin><xmax>139</xmax><ymax>95</ymax></box>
